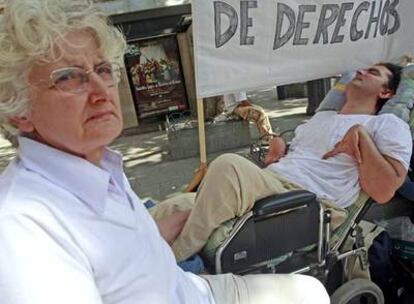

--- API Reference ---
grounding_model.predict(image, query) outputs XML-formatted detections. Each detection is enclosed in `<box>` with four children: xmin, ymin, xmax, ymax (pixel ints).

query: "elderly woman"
<box><xmin>0</xmin><ymin>1</ymin><xmax>329</xmax><ymax>303</ymax></box>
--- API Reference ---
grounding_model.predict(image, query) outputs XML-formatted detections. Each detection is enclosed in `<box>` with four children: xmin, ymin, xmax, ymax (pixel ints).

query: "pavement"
<box><xmin>0</xmin><ymin>87</ymin><xmax>311</xmax><ymax>202</ymax></box>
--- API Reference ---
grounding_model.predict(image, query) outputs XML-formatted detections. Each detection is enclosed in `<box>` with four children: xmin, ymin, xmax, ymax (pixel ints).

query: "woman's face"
<box><xmin>18</xmin><ymin>30</ymin><xmax>123</xmax><ymax>164</ymax></box>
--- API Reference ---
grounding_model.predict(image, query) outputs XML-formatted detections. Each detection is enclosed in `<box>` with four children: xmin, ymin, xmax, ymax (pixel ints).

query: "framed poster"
<box><xmin>125</xmin><ymin>34</ymin><xmax>188</xmax><ymax>119</ymax></box>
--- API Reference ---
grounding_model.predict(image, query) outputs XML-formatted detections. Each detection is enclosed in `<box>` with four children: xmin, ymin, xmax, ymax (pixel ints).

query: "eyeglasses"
<box><xmin>35</xmin><ymin>62</ymin><xmax>121</xmax><ymax>94</ymax></box>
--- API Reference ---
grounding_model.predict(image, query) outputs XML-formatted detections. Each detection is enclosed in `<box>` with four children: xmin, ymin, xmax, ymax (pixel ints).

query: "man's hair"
<box><xmin>0</xmin><ymin>0</ymin><xmax>127</xmax><ymax>135</ymax></box>
<box><xmin>376</xmin><ymin>62</ymin><xmax>403</xmax><ymax>113</ymax></box>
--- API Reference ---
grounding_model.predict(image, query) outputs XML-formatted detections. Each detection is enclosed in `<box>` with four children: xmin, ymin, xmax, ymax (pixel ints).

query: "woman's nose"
<box><xmin>89</xmin><ymin>73</ymin><xmax>110</xmax><ymax>95</ymax></box>
<box><xmin>88</xmin><ymin>73</ymin><xmax>110</xmax><ymax>103</ymax></box>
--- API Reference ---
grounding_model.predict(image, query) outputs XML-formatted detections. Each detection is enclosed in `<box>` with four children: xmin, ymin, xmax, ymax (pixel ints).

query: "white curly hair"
<box><xmin>0</xmin><ymin>0</ymin><xmax>126</xmax><ymax>135</ymax></box>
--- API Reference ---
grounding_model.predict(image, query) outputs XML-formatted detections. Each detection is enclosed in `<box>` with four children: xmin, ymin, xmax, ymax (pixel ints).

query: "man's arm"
<box><xmin>357</xmin><ymin>126</ymin><xmax>407</xmax><ymax>203</ymax></box>
<box><xmin>323</xmin><ymin>125</ymin><xmax>407</xmax><ymax>203</ymax></box>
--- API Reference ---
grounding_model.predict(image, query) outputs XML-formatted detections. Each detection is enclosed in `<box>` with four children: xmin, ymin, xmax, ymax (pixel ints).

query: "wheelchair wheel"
<box><xmin>330</xmin><ymin>278</ymin><xmax>384</xmax><ymax>304</ymax></box>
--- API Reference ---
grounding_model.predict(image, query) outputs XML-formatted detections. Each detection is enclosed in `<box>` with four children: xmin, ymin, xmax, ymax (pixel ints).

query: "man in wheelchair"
<box><xmin>153</xmin><ymin>63</ymin><xmax>412</xmax><ymax>269</ymax></box>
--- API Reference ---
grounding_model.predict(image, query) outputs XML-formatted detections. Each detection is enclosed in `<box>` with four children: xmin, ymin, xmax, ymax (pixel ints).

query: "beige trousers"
<box><xmin>233</xmin><ymin>104</ymin><xmax>273</xmax><ymax>137</ymax></box>
<box><xmin>150</xmin><ymin>153</ymin><xmax>302</xmax><ymax>262</ymax></box>
<box><xmin>203</xmin><ymin>273</ymin><xmax>330</xmax><ymax>304</ymax></box>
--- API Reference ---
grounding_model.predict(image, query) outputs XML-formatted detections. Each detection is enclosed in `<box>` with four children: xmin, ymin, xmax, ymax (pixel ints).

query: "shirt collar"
<box><xmin>17</xmin><ymin>137</ymin><xmax>125</xmax><ymax>214</ymax></box>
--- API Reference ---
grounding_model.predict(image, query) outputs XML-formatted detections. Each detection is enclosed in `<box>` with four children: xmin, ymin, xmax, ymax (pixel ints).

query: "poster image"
<box><xmin>125</xmin><ymin>35</ymin><xmax>188</xmax><ymax>119</ymax></box>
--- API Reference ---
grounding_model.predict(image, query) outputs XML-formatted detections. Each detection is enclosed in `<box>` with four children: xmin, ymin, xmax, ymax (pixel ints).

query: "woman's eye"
<box><xmin>57</xmin><ymin>73</ymin><xmax>73</xmax><ymax>82</ymax></box>
<box><xmin>96</xmin><ymin>65</ymin><xmax>112</xmax><ymax>75</ymax></box>
<box><xmin>55</xmin><ymin>70</ymin><xmax>77</xmax><ymax>82</ymax></box>
<box><xmin>53</xmin><ymin>69</ymin><xmax>85</xmax><ymax>87</ymax></box>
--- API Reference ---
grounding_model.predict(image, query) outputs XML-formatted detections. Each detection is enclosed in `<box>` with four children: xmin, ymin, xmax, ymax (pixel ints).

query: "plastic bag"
<box><xmin>378</xmin><ymin>216</ymin><xmax>414</xmax><ymax>242</ymax></box>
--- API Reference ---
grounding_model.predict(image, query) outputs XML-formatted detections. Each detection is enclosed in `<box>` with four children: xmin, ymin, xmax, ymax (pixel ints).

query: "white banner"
<box><xmin>192</xmin><ymin>0</ymin><xmax>414</xmax><ymax>98</ymax></box>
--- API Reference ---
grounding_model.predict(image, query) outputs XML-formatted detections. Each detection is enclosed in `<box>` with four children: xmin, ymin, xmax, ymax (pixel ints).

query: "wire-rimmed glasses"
<box><xmin>33</xmin><ymin>62</ymin><xmax>121</xmax><ymax>94</ymax></box>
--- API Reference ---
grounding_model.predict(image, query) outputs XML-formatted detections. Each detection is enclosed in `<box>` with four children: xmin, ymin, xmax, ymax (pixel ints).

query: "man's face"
<box><xmin>16</xmin><ymin>30</ymin><xmax>123</xmax><ymax>159</ymax></box>
<box><xmin>348</xmin><ymin>64</ymin><xmax>393</xmax><ymax>99</ymax></box>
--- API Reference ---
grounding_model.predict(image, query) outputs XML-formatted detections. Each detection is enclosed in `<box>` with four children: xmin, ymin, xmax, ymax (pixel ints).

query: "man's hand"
<box><xmin>322</xmin><ymin>125</ymin><xmax>362</xmax><ymax>164</ymax></box>
<box><xmin>156</xmin><ymin>210</ymin><xmax>190</xmax><ymax>245</ymax></box>
<box><xmin>324</xmin><ymin>124</ymin><xmax>406</xmax><ymax>203</ymax></box>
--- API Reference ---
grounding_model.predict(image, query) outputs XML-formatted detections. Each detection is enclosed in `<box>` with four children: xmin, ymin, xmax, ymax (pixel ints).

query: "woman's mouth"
<box><xmin>87</xmin><ymin>111</ymin><xmax>114</xmax><ymax>122</ymax></box>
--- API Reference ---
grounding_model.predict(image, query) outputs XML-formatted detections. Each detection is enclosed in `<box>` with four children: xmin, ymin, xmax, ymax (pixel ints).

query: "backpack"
<box><xmin>369</xmin><ymin>231</ymin><xmax>414</xmax><ymax>303</ymax></box>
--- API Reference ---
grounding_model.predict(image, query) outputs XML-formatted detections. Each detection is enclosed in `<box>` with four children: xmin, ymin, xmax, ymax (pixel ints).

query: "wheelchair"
<box><xmin>200</xmin><ymin>189</ymin><xmax>383</xmax><ymax>304</ymax></box>
<box><xmin>198</xmin><ymin>139</ymin><xmax>386</xmax><ymax>304</ymax></box>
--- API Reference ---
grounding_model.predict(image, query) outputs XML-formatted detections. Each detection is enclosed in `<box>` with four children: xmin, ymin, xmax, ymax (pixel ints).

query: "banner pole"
<box><xmin>183</xmin><ymin>96</ymin><xmax>207</xmax><ymax>192</ymax></box>
<box><xmin>196</xmin><ymin>97</ymin><xmax>207</xmax><ymax>164</ymax></box>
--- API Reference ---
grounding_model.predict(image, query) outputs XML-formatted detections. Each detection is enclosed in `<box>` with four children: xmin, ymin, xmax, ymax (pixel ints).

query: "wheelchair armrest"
<box><xmin>253</xmin><ymin>190</ymin><xmax>317</xmax><ymax>217</ymax></box>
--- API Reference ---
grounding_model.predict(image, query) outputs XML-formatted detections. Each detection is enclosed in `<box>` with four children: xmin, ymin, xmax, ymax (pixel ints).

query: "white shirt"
<box><xmin>223</xmin><ymin>91</ymin><xmax>248</xmax><ymax>112</ymax></box>
<box><xmin>268</xmin><ymin>111</ymin><xmax>412</xmax><ymax>207</ymax></box>
<box><xmin>0</xmin><ymin>137</ymin><xmax>214</xmax><ymax>304</ymax></box>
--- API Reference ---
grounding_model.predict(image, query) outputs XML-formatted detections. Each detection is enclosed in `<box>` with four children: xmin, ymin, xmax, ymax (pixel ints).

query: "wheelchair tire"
<box><xmin>330</xmin><ymin>278</ymin><xmax>384</xmax><ymax>304</ymax></box>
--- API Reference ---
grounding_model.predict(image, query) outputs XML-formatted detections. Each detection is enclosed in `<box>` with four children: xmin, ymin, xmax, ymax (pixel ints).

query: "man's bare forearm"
<box><xmin>357</xmin><ymin>126</ymin><xmax>406</xmax><ymax>203</ymax></box>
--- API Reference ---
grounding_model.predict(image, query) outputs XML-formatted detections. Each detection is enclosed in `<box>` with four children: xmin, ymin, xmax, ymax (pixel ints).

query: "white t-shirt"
<box><xmin>0</xmin><ymin>137</ymin><xmax>215</xmax><ymax>304</ymax></box>
<box><xmin>223</xmin><ymin>91</ymin><xmax>248</xmax><ymax>112</ymax></box>
<box><xmin>268</xmin><ymin>111</ymin><xmax>412</xmax><ymax>208</ymax></box>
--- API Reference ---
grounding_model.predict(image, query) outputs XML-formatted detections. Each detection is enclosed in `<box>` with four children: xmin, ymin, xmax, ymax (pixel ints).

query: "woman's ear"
<box><xmin>8</xmin><ymin>116</ymin><xmax>34</xmax><ymax>133</ymax></box>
